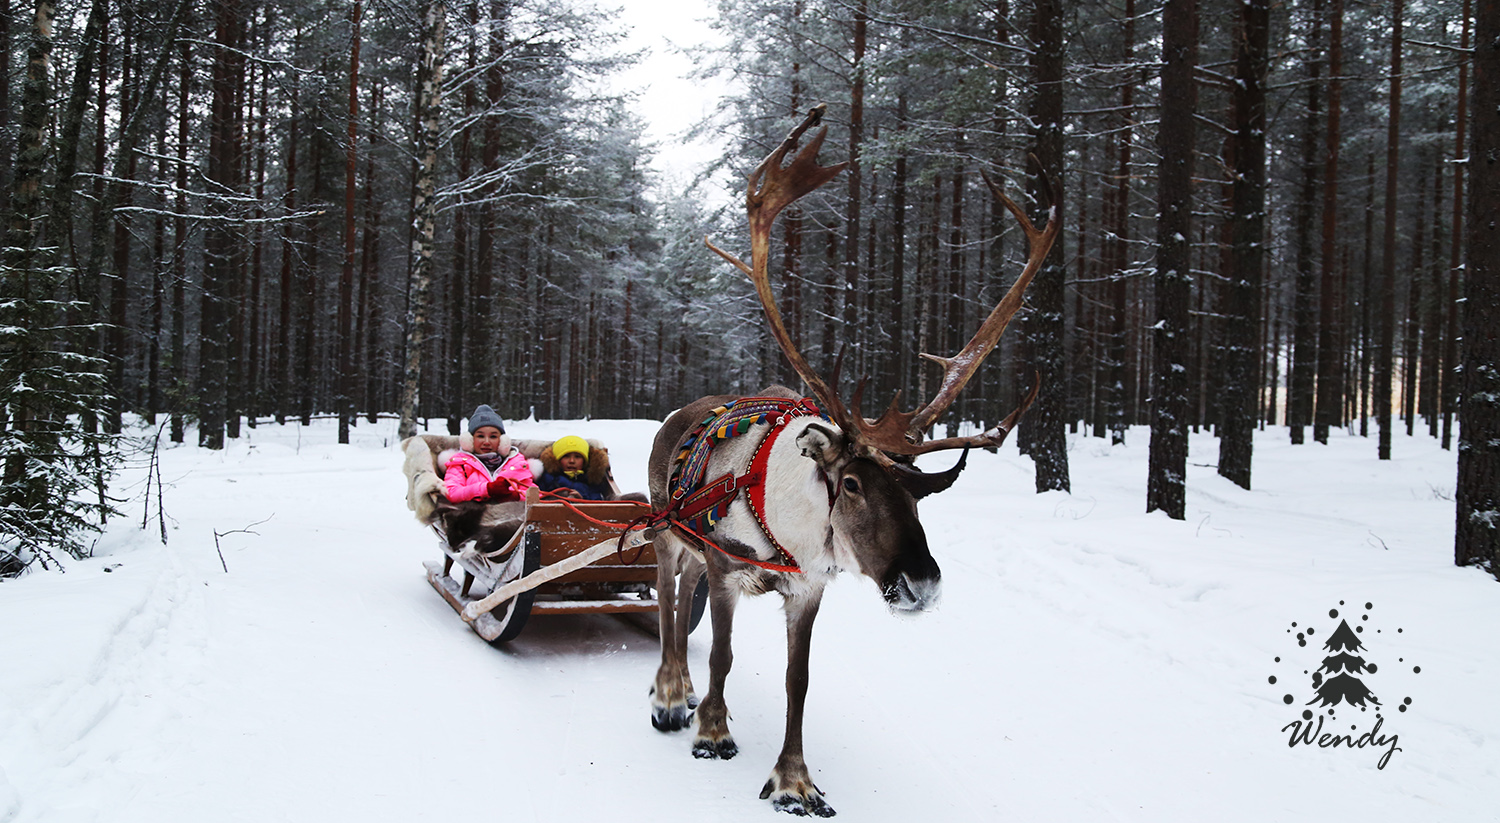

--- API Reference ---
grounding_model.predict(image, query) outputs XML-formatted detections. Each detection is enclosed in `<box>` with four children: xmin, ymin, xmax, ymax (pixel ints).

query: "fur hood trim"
<box><xmin>540</xmin><ymin>441</ymin><xmax>610</xmax><ymax>486</ymax></box>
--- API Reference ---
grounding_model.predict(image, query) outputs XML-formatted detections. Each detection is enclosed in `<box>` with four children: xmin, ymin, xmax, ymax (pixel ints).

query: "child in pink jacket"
<box><xmin>442</xmin><ymin>404</ymin><xmax>536</xmax><ymax>504</ymax></box>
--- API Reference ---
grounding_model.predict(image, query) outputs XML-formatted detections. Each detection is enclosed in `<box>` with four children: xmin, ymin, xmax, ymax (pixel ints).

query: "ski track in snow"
<box><xmin>1</xmin><ymin>417</ymin><xmax>1496</xmax><ymax>822</ymax></box>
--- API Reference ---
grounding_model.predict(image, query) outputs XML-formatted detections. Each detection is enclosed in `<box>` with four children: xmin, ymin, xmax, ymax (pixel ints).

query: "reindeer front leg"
<box><xmin>761</xmin><ymin>588</ymin><xmax>834</xmax><ymax>817</ymax></box>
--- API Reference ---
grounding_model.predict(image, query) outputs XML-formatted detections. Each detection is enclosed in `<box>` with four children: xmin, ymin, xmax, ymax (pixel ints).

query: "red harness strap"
<box><xmin>650</xmin><ymin>400</ymin><xmax>835</xmax><ymax>574</ymax></box>
<box><xmin>675</xmin><ymin>470</ymin><xmax>762</xmax><ymax>523</ymax></box>
<box><xmin>743</xmin><ymin>418</ymin><xmax>807</xmax><ymax>571</ymax></box>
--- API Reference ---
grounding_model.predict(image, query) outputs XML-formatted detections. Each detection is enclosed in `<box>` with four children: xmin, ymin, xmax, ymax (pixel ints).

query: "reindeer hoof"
<box><xmin>761</xmin><ymin>778</ymin><xmax>835</xmax><ymax>817</ymax></box>
<box><xmin>652</xmin><ymin>704</ymin><xmax>692</xmax><ymax>732</ymax></box>
<box><xmin>692</xmin><ymin>736</ymin><xmax>738</xmax><ymax>760</ymax></box>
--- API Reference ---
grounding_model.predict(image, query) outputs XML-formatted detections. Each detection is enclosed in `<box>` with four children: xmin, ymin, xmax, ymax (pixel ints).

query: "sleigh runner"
<box><xmin>403</xmin><ymin>433</ymin><xmax>707</xmax><ymax>646</ymax></box>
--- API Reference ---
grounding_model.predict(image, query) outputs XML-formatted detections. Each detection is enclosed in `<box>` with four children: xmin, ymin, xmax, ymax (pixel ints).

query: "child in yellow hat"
<box><xmin>536</xmin><ymin>435</ymin><xmax>612</xmax><ymax>500</ymax></box>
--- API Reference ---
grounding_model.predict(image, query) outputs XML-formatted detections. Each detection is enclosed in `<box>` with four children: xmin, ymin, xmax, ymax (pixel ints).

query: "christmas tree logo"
<box><xmin>1308</xmin><ymin>619</ymin><xmax>1380</xmax><ymax>709</ymax></box>
<box><xmin>1268</xmin><ymin>601</ymin><xmax>1420</xmax><ymax>770</ymax></box>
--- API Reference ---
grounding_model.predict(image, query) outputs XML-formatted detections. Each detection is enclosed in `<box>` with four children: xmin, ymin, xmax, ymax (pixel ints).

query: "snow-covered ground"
<box><xmin>1</xmin><ymin>415</ymin><xmax>1494</xmax><ymax>822</ymax></box>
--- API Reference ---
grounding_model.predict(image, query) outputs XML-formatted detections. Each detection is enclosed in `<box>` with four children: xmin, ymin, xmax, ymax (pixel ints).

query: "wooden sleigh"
<box><xmin>403</xmin><ymin>434</ymin><xmax>707</xmax><ymax>646</ymax></box>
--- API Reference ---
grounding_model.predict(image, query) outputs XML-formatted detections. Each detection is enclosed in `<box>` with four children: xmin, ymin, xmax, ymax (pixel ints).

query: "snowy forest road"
<box><xmin>1</xmin><ymin>417</ymin><xmax>1495</xmax><ymax>822</ymax></box>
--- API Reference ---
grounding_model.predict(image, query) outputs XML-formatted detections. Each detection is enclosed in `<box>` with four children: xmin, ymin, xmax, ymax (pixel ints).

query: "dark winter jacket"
<box><xmin>536</xmin><ymin>470</ymin><xmax>610</xmax><ymax>501</ymax></box>
<box><xmin>535</xmin><ymin>442</ymin><xmax>615</xmax><ymax>500</ymax></box>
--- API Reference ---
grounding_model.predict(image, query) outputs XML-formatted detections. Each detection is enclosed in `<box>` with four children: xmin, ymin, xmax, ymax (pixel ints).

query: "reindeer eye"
<box><xmin>842</xmin><ymin>477</ymin><xmax>860</xmax><ymax>494</ymax></box>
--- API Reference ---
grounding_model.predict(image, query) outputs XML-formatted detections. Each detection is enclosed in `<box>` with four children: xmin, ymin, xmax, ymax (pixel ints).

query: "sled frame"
<box><xmin>425</xmin><ymin>498</ymin><xmax>707</xmax><ymax>646</ymax></box>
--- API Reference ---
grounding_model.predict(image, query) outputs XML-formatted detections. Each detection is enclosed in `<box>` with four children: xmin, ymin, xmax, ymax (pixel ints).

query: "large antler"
<box><xmin>705</xmin><ymin>105</ymin><xmax>857</xmax><ymax>438</ymax></box>
<box><xmin>707</xmin><ymin>105</ymin><xmax>1059</xmax><ymax>461</ymax></box>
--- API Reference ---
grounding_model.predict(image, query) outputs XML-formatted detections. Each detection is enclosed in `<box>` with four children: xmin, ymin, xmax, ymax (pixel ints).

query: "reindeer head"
<box><xmin>788</xmin><ymin>421</ymin><xmax>938</xmax><ymax>611</ymax></box>
<box><xmin>707</xmin><ymin>104</ymin><xmax>1059</xmax><ymax>613</ymax></box>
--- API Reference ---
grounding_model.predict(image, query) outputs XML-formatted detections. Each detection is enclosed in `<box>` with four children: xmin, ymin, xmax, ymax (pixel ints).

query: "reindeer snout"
<box><xmin>883</xmin><ymin>554</ymin><xmax>942</xmax><ymax>613</ymax></box>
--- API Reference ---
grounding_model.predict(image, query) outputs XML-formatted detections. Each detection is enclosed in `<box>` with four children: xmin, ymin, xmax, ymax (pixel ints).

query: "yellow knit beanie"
<box><xmin>553</xmin><ymin>435</ymin><xmax>589</xmax><ymax>462</ymax></box>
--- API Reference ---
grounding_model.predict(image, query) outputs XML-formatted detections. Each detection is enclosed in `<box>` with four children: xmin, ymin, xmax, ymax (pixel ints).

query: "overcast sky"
<box><xmin>608</xmin><ymin>0</ymin><xmax>737</xmax><ymax>200</ymax></box>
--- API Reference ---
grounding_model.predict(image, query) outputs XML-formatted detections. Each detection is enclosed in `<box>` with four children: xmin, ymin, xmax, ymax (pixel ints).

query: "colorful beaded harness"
<box><xmin>658</xmin><ymin>396</ymin><xmax>832</xmax><ymax>573</ymax></box>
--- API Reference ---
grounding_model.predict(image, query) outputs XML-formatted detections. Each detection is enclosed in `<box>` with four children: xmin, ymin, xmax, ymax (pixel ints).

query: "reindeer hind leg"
<box><xmin>692</xmin><ymin>556</ymin><xmax>740</xmax><ymax>760</ymax></box>
<box><xmin>675</xmin><ymin>554</ymin><xmax>707</xmax><ymax>709</ymax></box>
<box><xmin>650</xmin><ymin>530</ymin><xmax>695</xmax><ymax>732</ymax></box>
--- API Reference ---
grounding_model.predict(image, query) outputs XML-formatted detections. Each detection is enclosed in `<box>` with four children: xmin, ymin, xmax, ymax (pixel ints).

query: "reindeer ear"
<box><xmin>796</xmin><ymin>423</ymin><xmax>845</xmax><ymax>468</ymax></box>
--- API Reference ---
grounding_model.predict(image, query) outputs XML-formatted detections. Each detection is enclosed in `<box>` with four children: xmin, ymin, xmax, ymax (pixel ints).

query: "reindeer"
<box><xmin>644</xmin><ymin>104</ymin><xmax>1059</xmax><ymax>817</ymax></box>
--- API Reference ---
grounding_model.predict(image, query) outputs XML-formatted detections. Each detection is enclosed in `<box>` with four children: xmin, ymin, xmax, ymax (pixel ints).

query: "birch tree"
<box><xmin>398</xmin><ymin>0</ymin><xmax>445</xmax><ymax>440</ymax></box>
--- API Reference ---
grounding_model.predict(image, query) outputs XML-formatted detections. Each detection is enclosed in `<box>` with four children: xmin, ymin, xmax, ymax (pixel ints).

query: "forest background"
<box><xmin>1</xmin><ymin>0</ymin><xmax>1497</xmax><ymax>578</ymax></box>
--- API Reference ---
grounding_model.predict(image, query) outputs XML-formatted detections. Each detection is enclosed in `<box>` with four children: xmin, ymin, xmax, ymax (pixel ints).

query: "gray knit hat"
<box><xmin>467</xmin><ymin>404</ymin><xmax>506</xmax><ymax>434</ymax></box>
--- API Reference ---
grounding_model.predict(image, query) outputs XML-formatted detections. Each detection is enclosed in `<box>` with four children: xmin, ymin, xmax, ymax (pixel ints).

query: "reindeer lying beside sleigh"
<box><xmin>642</xmin><ymin>105</ymin><xmax>1059</xmax><ymax>817</ymax></box>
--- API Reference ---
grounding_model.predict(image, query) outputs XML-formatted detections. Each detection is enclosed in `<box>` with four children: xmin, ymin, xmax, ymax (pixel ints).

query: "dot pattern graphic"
<box><xmin>1269</xmin><ymin>600</ymin><xmax>1419</xmax><ymax>729</ymax></box>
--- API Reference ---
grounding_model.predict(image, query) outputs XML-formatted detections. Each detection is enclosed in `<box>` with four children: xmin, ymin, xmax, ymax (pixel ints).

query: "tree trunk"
<box><xmin>6</xmin><ymin>0</ymin><xmax>53</xmax><ymax>264</ymax></box>
<box><xmin>946</xmin><ymin>142</ymin><xmax>965</xmax><ymax>435</ymax></box>
<box><xmin>338</xmin><ymin>0</ymin><xmax>362</xmax><ymax>444</ymax></box>
<box><xmin>448</xmin><ymin>5</ymin><xmax>475</xmax><ymax>429</ymax></box>
<box><xmin>1375</xmin><ymin>0</ymin><xmax>1403</xmax><ymax>460</ymax></box>
<box><xmin>1445</xmin><ymin>0</ymin><xmax>1471</xmax><ymax>451</ymax></box>
<box><xmin>1106</xmin><ymin>10</ymin><xmax>1133</xmax><ymax>446</ymax></box>
<box><xmin>890</xmin><ymin>89</ymin><xmax>908</xmax><ymax>400</ymax></box>
<box><xmin>105</xmin><ymin>4</ymin><xmax>134</xmax><ymax>435</ymax></box>
<box><xmin>170</xmin><ymin>33</ymin><xmax>188</xmax><ymax>443</ymax></box>
<box><xmin>843</xmin><ymin>0</ymin><xmax>865</xmax><ymax>357</ymax></box>
<box><xmin>0</xmin><ymin>0</ymin><xmax>12</xmax><ymax>230</ymax></box>
<box><xmin>1147</xmin><ymin>0</ymin><xmax>1197</xmax><ymax>519</ymax></box>
<box><xmin>149</xmin><ymin>126</ymin><xmax>165</xmax><ymax>425</ymax></box>
<box><xmin>1403</xmin><ymin>169</ymin><xmax>1427</xmax><ymax>437</ymax></box>
<box><xmin>1290</xmin><ymin>0</ymin><xmax>1323</xmax><ymax>444</ymax></box>
<box><xmin>361</xmin><ymin>81</ymin><xmax>383</xmax><ymax>424</ymax></box>
<box><xmin>1217</xmin><ymin>0</ymin><xmax>1269</xmax><ymax>489</ymax></box>
<box><xmin>1456</xmin><ymin>0</ymin><xmax>1500</xmax><ymax>578</ymax></box>
<box><xmin>247</xmin><ymin>44</ymin><xmax>268</xmax><ymax>427</ymax></box>
<box><xmin>1025</xmin><ymin>0</ymin><xmax>1069</xmax><ymax>492</ymax></box>
<box><xmin>1359</xmin><ymin>153</ymin><xmax>1375</xmax><ymax>437</ymax></box>
<box><xmin>277</xmin><ymin>63</ymin><xmax>298</xmax><ymax>426</ymax></box>
<box><xmin>1421</xmin><ymin>153</ymin><xmax>1444</xmax><ymax>436</ymax></box>
<box><xmin>299</xmin><ymin>129</ymin><xmax>322</xmax><ymax>426</ymax></box>
<box><xmin>198</xmin><ymin>0</ymin><xmax>244</xmax><ymax>450</ymax></box>
<box><xmin>398</xmin><ymin>0</ymin><xmax>445</xmax><ymax>439</ymax></box>
<box><xmin>1315</xmin><ymin>0</ymin><xmax>1345</xmax><ymax>443</ymax></box>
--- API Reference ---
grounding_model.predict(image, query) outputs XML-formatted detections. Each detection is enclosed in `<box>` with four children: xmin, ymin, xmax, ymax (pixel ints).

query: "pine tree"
<box><xmin>1</xmin><ymin>0</ymin><xmax>117</xmax><ymax>575</ymax></box>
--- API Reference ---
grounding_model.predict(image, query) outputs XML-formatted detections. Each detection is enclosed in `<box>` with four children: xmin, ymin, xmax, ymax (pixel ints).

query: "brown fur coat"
<box><xmin>537</xmin><ymin>442</ymin><xmax>612</xmax><ymax>488</ymax></box>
